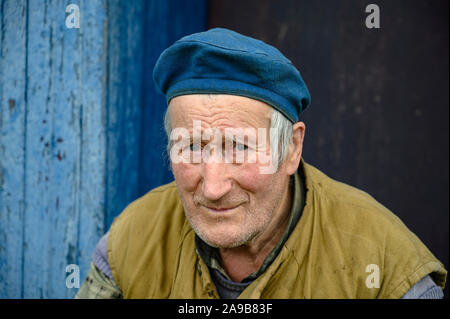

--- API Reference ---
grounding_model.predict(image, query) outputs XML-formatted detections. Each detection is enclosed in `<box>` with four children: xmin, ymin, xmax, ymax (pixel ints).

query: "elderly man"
<box><xmin>76</xmin><ymin>28</ymin><xmax>446</xmax><ymax>299</ymax></box>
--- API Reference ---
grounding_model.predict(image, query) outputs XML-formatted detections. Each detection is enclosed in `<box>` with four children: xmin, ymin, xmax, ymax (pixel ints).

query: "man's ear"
<box><xmin>285</xmin><ymin>121</ymin><xmax>305</xmax><ymax>175</ymax></box>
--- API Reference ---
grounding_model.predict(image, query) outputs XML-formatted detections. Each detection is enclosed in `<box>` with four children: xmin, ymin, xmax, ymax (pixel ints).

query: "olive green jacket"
<box><xmin>107</xmin><ymin>161</ymin><xmax>446</xmax><ymax>298</ymax></box>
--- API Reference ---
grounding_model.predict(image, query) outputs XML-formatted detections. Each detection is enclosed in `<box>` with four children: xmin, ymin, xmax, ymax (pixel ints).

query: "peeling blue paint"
<box><xmin>0</xmin><ymin>0</ymin><xmax>207</xmax><ymax>298</ymax></box>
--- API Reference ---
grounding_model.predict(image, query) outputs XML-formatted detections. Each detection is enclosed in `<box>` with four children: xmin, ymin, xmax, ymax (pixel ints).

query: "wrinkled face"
<box><xmin>169</xmin><ymin>94</ymin><xmax>291</xmax><ymax>248</ymax></box>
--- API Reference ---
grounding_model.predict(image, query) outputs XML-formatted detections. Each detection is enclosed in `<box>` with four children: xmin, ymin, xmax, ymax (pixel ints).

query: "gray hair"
<box><xmin>269</xmin><ymin>108</ymin><xmax>293</xmax><ymax>169</ymax></box>
<box><xmin>164</xmin><ymin>105</ymin><xmax>293</xmax><ymax>170</ymax></box>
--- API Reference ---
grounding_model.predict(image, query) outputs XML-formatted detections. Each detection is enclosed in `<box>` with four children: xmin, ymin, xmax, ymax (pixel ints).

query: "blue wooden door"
<box><xmin>0</xmin><ymin>0</ymin><xmax>207</xmax><ymax>298</ymax></box>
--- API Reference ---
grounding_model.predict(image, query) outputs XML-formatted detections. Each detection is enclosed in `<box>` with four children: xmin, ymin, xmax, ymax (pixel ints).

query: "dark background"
<box><xmin>209</xmin><ymin>0</ymin><xmax>448</xmax><ymax>297</ymax></box>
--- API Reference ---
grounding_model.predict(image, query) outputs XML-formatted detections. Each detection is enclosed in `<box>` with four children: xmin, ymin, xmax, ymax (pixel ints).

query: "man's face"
<box><xmin>169</xmin><ymin>94</ymin><xmax>292</xmax><ymax>249</ymax></box>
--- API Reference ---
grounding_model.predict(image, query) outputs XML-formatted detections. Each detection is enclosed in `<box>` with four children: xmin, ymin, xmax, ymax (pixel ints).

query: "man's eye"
<box><xmin>189</xmin><ymin>144</ymin><xmax>201</xmax><ymax>151</ymax></box>
<box><xmin>234</xmin><ymin>143</ymin><xmax>247</xmax><ymax>151</ymax></box>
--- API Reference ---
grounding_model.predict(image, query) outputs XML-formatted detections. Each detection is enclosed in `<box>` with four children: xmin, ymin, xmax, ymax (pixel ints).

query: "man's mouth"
<box><xmin>202</xmin><ymin>205</ymin><xmax>240</xmax><ymax>213</ymax></box>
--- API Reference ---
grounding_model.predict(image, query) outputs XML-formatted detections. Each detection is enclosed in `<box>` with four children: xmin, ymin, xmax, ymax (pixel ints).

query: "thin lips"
<box><xmin>203</xmin><ymin>204</ymin><xmax>240</xmax><ymax>211</ymax></box>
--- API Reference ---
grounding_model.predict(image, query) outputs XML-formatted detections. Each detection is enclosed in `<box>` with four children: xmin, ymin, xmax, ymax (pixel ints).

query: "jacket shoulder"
<box><xmin>303</xmin><ymin>161</ymin><xmax>405</xmax><ymax>229</ymax></box>
<box><xmin>107</xmin><ymin>181</ymin><xmax>190</xmax><ymax>297</ymax></box>
<box><xmin>111</xmin><ymin>181</ymin><xmax>185</xmax><ymax>232</ymax></box>
<box><xmin>300</xmin><ymin>161</ymin><xmax>447</xmax><ymax>297</ymax></box>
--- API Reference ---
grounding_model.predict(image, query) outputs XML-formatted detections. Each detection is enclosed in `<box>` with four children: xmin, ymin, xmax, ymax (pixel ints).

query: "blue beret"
<box><xmin>153</xmin><ymin>28</ymin><xmax>311</xmax><ymax>123</ymax></box>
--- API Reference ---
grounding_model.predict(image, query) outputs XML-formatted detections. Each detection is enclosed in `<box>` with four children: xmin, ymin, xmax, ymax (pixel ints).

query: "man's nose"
<box><xmin>201</xmin><ymin>162</ymin><xmax>232</xmax><ymax>201</ymax></box>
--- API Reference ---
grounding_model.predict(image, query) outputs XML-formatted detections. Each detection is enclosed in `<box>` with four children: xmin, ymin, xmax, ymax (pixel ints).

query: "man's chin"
<box><xmin>196</xmin><ymin>231</ymin><xmax>251</xmax><ymax>249</ymax></box>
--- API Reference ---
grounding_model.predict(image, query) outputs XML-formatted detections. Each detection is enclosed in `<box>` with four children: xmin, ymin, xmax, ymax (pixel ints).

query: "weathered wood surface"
<box><xmin>0</xmin><ymin>0</ymin><xmax>28</xmax><ymax>299</ymax></box>
<box><xmin>0</xmin><ymin>0</ymin><xmax>207</xmax><ymax>298</ymax></box>
<box><xmin>0</xmin><ymin>0</ymin><xmax>110</xmax><ymax>299</ymax></box>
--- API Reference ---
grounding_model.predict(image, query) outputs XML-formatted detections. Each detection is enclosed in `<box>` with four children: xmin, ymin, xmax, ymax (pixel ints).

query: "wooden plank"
<box><xmin>22</xmin><ymin>0</ymin><xmax>84</xmax><ymax>298</ymax></box>
<box><xmin>45</xmin><ymin>0</ymin><xmax>82</xmax><ymax>299</ymax></box>
<box><xmin>0</xmin><ymin>0</ymin><xmax>28</xmax><ymax>298</ymax></box>
<box><xmin>21</xmin><ymin>0</ymin><xmax>52</xmax><ymax>298</ymax></box>
<box><xmin>137</xmin><ymin>0</ymin><xmax>207</xmax><ymax>201</ymax></box>
<box><xmin>138</xmin><ymin>0</ymin><xmax>171</xmax><ymax>203</ymax></box>
<box><xmin>104</xmin><ymin>0</ymin><xmax>143</xmax><ymax>229</ymax></box>
<box><xmin>75</xmin><ymin>0</ymin><xmax>108</xmax><ymax>295</ymax></box>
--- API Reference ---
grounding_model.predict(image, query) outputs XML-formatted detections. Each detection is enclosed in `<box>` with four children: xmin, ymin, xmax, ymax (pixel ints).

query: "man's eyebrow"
<box><xmin>182</xmin><ymin>128</ymin><xmax>259</xmax><ymax>144</ymax></box>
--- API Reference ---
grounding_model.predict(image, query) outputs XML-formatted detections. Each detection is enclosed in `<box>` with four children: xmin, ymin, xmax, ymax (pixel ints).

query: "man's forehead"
<box><xmin>168</xmin><ymin>94</ymin><xmax>271</xmax><ymax>129</ymax></box>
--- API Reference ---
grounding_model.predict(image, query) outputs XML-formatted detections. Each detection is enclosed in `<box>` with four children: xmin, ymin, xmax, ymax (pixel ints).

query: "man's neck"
<box><xmin>218</xmin><ymin>179</ymin><xmax>293</xmax><ymax>282</ymax></box>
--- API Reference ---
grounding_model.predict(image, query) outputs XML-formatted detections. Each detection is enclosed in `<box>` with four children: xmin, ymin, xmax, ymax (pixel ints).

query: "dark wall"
<box><xmin>210</xmin><ymin>0</ymin><xmax>449</xmax><ymax>297</ymax></box>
